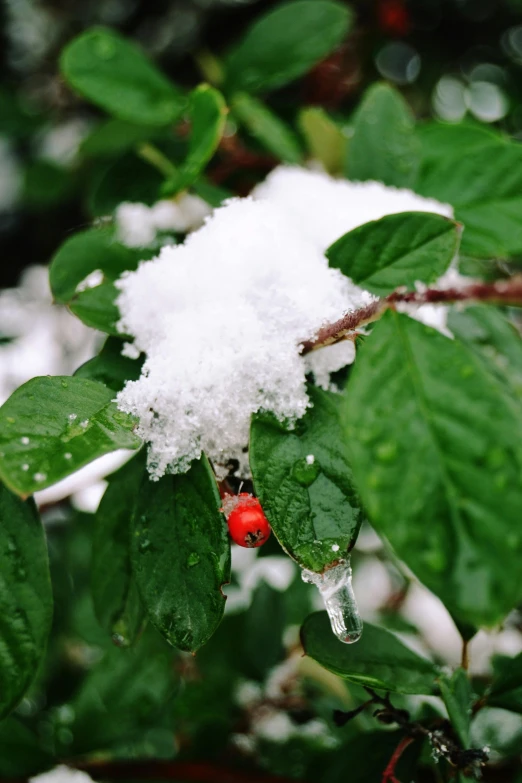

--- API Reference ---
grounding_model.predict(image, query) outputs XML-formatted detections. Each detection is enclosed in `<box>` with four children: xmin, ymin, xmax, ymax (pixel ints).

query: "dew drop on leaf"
<box><xmin>292</xmin><ymin>456</ymin><xmax>321</xmax><ymax>487</ymax></box>
<box><xmin>302</xmin><ymin>558</ymin><xmax>362</xmax><ymax>644</ymax></box>
<box><xmin>138</xmin><ymin>538</ymin><xmax>152</xmax><ymax>553</ymax></box>
<box><xmin>187</xmin><ymin>552</ymin><xmax>200</xmax><ymax>567</ymax></box>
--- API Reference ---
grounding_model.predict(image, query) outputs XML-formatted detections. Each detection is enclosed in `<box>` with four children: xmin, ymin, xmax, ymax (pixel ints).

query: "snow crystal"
<box><xmin>116</xmin><ymin>194</ymin><xmax>211</xmax><ymax>247</ymax></box>
<box><xmin>116</xmin><ymin>166</ymin><xmax>453</xmax><ymax>479</ymax></box>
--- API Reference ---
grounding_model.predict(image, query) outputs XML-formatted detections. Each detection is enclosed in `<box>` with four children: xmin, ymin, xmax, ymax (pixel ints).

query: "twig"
<box><xmin>382</xmin><ymin>736</ymin><xmax>414</xmax><ymax>783</ymax></box>
<box><xmin>461</xmin><ymin>638</ymin><xmax>470</xmax><ymax>671</ymax></box>
<box><xmin>300</xmin><ymin>276</ymin><xmax>522</xmax><ymax>355</ymax></box>
<box><xmin>334</xmin><ymin>687</ymin><xmax>489</xmax><ymax>777</ymax></box>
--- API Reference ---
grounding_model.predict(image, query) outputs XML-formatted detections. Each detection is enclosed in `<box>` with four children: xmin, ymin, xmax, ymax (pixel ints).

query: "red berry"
<box><xmin>378</xmin><ymin>0</ymin><xmax>411</xmax><ymax>36</ymax></box>
<box><xmin>223</xmin><ymin>493</ymin><xmax>271</xmax><ymax>548</ymax></box>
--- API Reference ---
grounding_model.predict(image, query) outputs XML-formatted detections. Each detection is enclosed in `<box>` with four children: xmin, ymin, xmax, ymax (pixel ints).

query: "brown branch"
<box><xmin>74</xmin><ymin>760</ymin><xmax>305</xmax><ymax>783</ymax></box>
<box><xmin>301</xmin><ymin>276</ymin><xmax>522</xmax><ymax>355</ymax></box>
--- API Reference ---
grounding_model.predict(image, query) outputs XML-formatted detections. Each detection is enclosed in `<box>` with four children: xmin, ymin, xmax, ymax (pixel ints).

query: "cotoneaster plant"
<box><xmin>2</xmin><ymin>2</ymin><xmax>522</xmax><ymax>781</ymax></box>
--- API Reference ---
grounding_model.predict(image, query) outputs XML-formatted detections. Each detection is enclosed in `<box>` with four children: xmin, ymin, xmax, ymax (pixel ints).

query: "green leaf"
<box><xmin>448</xmin><ymin>305</ymin><xmax>522</xmax><ymax>400</ymax></box>
<box><xmin>250</xmin><ymin>385</ymin><xmax>363</xmax><ymax>572</ymax></box>
<box><xmin>226</xmin><ymin>0</ymin><xmax>352</xmax><ymax>94</ymax></box>
<box><xmin>415</xmin><ymin>140</ymin><xmax>522</xmax><ymax>257</ymax></box>
<box><xmin>80</xmin><ymin>118</ymin><xmax>166</xmax><ymax>158</ymax></box>
<box><xmin>68</xmin><ymin>629</ymin><xmax>176</xmax><ymax>755</ymax></box>
<box><xmin>74</xmin><ymin>337</ymin><xmax>143</xmax><ymax>392</ymax></box>
<box><xmin>346</xmin><ymin>83</ymin><xmax>420</xmax><ymax>188</ymax></box>
<box><xmin>88</xmin><ymin>151</ymin><xmax>164</xmax><ymax>217</ymax></box>
<box><xmin>0</xmin><ymin>484</ymin><xmax>53</xmax><ymax>717</ymax></box>
<box><xmin>69</xmin><ymin>281</ymin><xmax>121</xmax><ymax>335</ymax></box>
<box><xmin>0</xmin><ymin>717</ymin><xmax>52</xmax><ymax>777</ymax></box>
<box><xmin>131</xmin><ymin>456</ymin><xmax>231</xmax><ymax>652</ymax></box>
<box><xmin>92</xmin><ymin>453</ymin><xmax>146</xmax><ymax>645</ymax></box>
<box><xmin>244</xmin><ymin>581</ymin><xmax>286</xmax><ymax>679</ymax></box>
<box><xmin>327</xmin><ymin>212</ymin><xmax>461</xmax><ymax>296</ymax></box>
<box><xmin>60</xmin><ymin>27</ymin><xmax>185</xmax><ymax>126</ymax></box>
<box><xmin>301</xmin><ymin>612</ymin><xmax>437</xmax><ymax>694</ymax></box>
<box><xmin>298</xmin><ymin>106</ymin><xmax>345</xmax><ymax>174</ymax></box>
<box><xmin>0</xmin><ymin>376</ymin><xmax>141</xmax><ymax>496</ymax></box>
<box><xmin>439</xmin><ymin>668</ymin><xmax>472</xmax><ymax>747</ymax></box>
<box><xmin>232</xmin><ymin>93</ymin><xmax>302</xmax><ymax>164</ymax></box>
<box><xmin>417</xmin><ymin>121</ymin><xmax>502</xmax><ymax>165</ymax></box>
<box><xmin>343</xmin><ymin>311</ymin><xmax>522</xmax><ymax>627</ymax></box>
<box><xmin>50</xmin><ymin>226</ymin><xmax>144</xmax><ymax>304</ymax></box>
<box><xmin>163</xmin><ymin>85</ymin><xmax>227</xmax><ymax>196</ymax></box>
<box><xmin>486</xmin><ymin>652</ymin><xmax>522</xmax><ymax>713</ymax></box>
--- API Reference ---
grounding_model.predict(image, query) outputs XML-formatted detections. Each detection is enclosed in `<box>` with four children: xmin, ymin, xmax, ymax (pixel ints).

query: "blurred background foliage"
<box><xmin>3</xmin><ymin>1</ymin><xmax>522</xmax><ymax>781</ymax></box>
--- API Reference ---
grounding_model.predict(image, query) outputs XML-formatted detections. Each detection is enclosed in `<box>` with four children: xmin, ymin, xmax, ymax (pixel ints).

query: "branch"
<box><xmin>301</xmin><ymin>276</ymin><xmax>522</xmax><ymax>355</ymax></box>
<box><xmin>382</xmin><ymin>736</ymin><xmax>414</xmax><ymax>783</ymax></box>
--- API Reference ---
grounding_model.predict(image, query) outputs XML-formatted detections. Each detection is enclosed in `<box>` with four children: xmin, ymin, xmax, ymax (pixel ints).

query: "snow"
<box><xmin>116</xmin><ymin>166</ymin><xmax>454</xmax><ymax>479</ymax></box>
<box><xmin>30</xmin><ymin>767</ymin><xmax>93</xmax><ymax>783</ymax></box>
<box><xmin>116</xmin><ymin>194</ymin><xmax>211</xmax><ymax>247</ymax></box>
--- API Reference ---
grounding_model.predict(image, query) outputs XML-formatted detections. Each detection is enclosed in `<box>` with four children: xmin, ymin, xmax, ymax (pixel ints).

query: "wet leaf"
<box><xmin>226</xmin><ymin>1</ymin><xmax>352</xmax><ymax>94</ymax></box>
<box><xmin>439</xmin><ymin>668</ymin><xmax>472</xmax><ymax>747</ymax></box>
<box><xmin>69</xmin><ymin>281</ymin><xmax>121</xmax><ymax>335</ymax></box>
<box><xmin>164</xmin><ymin>85</ymin><xmax>227</xmax><ymax>196</ymax></box>
<box><xmin>131</xmin><ymin>456</ymin><xmax>230</xmax><ymax>652</ymax></box>
<box><xmin>0</xmin><ymin>376</ymin><xmax>141</xmax><ymax>496</ymax></box>
<box><xmin>0</xmin><ymin>483</ymin><xmax>52</xmax><ymax>717</ymax></box>
<box><xmin>343</xmin><ymin>311</ymin><xmax>522</xmax><ymax>627</ymax></box>
<box><xmin>301</xmin><ymin>612</ymin><xmax>437</xmax><ymax>694</ymax></box>
<box><xmin>327</xmin><ymin>212</ymin><xmax>460</xmax><ymax>296</ymax></box>
<box><xmin>61</xmin><ymin>27</ymin><xmax>185</xmax><ymax>125</ymax></box>
<box><xmin>92</xmin><ymin>453</ymin><xmax>146</xmax><ymax>645</ymax></box>
<box><xmin>250</xmin><ymin>385</ymin><xmax>363</xmax><ymax>572</ymax></box>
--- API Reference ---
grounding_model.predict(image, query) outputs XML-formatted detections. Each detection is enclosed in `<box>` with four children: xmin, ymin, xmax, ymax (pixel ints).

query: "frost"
<box><xmin>116</xmin><ymin>166</ymin><xmax>453</xmax><ymax>479</ymax></box>
<box><xmin>76</xmin><ymin>269</ymin><xmax>104</xmax><ymax>293</ymax></box>
<box><xmin>116</xmin><ymin>194</ymin><xmax>211</xmax><ymax>247</ymax></box>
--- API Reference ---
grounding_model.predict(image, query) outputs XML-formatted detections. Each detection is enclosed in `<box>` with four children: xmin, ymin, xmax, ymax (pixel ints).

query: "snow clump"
<box><xmin>116</xmin><ymin>166</ymin><xmax>453</xmax><ymax>480</ymax></box>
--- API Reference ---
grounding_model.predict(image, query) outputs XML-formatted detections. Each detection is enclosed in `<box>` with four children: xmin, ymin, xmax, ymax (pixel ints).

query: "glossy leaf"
<box><xmin>60</xmin><ymin>27</ymin><xmax>185</xmax><ymax>125</ymax></box>
<box><xmin>439</xmin><ymin>668</ymin><xmax>472</xmax><ymax>747</ymax></box>
<box><xmin>416</xmin><ymin>140</ymin><xmax>522</xmax><ymax>257</ymax></box>
<box><xmin>299</xmin><ymin>106</ymin><xmax>345</xmax><ymax>174</ymax></box>
<box><xmin>164</xmin><ymin>85</ymin><xmax>227</xmax><ymax>195</ymax></box>
<box><xmin>346</xmin><ymin>83</ymin><xmax>420</xmax><ymax>187</ymax></box>
<box><xmin>0</xmin><ymin>376</ymin><xmax>141</xmax><ymax>496</ymax></box>
<box><xmin>50</xmin><ymin>226</ymin><xmax>143</xmax><ymax>304</ymax></box>
<box><xmin>226</xmin><ymin>0</ymin><xmax>352</xmax><ymax>94</ymax></box>
<box><xmin>69</xmin><ymin>281</ymin><xmax>121</xmax><ymax>336</ymax></box>
<box><xmin>417</xmin><ymin>121</ymin><xmax>502</xmax><ymax>165</ymax></box>
<box><xmin>327</xmin><ymin>212</ymin><xmax>460</xmax><ymax>296</ymax></box>
<box><xmin>250</xmin><ymin>385</ymin><xmax>363</xmax><ymax>572</ymax></box>
<box><xmin>301</xmin><ymin>612</ymin><xmax>437</xmax><ymax>694</ymax></box>
<box><xmin>74</xmin><ymin>337</ymin><xmax>143</xmax><ymax>392</ymax></box>
<box><xmin>343</xmin><ymin>311</ymin><xmax>522</xmax><ymax>627</ymax></box>
<box><xmin>131</xmin><ymin>456</ymin><xmax>231</xmax><ymax>652</ymax></box>
<box><xmin>0</xmin><ymin>484</ymin><xmax>53</xmax><ymax>717</ymax></box>
<box><xmin>92</xmin><ymin>453</ymin><xmax>146</xmax><ymax>645</ymax></box>
<box><xmin>232</xmin><ymin>93</ymin><xmax>302</xmax><ymax>164</ymax></box>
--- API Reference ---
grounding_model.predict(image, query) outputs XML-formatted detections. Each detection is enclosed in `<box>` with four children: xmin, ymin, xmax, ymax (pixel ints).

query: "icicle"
<box><xmin>302</xmin><ymin>558</ymin><xmax>362</xmax><ymax>644</ymax></box>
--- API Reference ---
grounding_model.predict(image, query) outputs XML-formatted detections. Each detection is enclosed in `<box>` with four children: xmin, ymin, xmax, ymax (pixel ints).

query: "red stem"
<box><xmin>382</xmin><ymin>736</ymin><xmax>414</xmax><ymax>783</ymax></box>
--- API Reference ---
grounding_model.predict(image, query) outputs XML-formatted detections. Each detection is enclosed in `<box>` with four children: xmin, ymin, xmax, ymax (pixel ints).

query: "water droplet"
<box><xmin>20</xmin><ymin>436</ymin><xmax>30</xmax><ymax>445</ymax></box>
<box><xmin>68</xmin><ymin>413</ymin><xmax>77</xmax><ymax>421</ymax></box>
<box><xmin>95</xmin><ymin>36</ymin><xmax>116</xmax><ymax>59</ymax></box>
<box><xmin>138</xmin><ymin>538</ymin><xmax>152</xmax><ymax>553</ymax></box>
<box><xmin>302</xmin><ymin>558</ymin><xmax>362</xmax><ymax>644</ymax></box>
<box><xmin>306</xmin><ymin>454</ymin><xmax>315</xmax><ymax>465</ymax></box>
<box><xmin>376</xmin><ymin>441</ymin><xmax>397</xmax><ymax>462</ymax></box>
<box><xmin>331</xmin><ymin>544</ymin><xmax>340</xmax><ymax>552</ymax></box>
<box><xmin>292</xmin><ymin>457</ymin><xmax>321</xmax><ymax>487</ymax></box>
<box><xmin>112</xmin><ymin>632</ymin><xmax>127</xmax><ymax>647</ymax></box>
<box><xmin>61</xmin><ymin>380</ymin><xmax>68</xmax><ymax>389</ymax></box>
<box><xmin>33</xmin><ymin>472</ymin><xmax>47</xmax><ymax>483</ymax></box>
<box><xmin>64</xmin><ymin>452</ymin><xmax>72</xmax><ymax>460</ymax></box>
<box><xmin>21</xmin><ymin>464</ymin><xmax>29</xmax><ymax>472</ymax></box>
<box><xmin>187</xmin><ymin>552</ymin><xmax>200</xmax><ymax>567</ymax></box>
<box><xmin>80</xmin><ymin>420</ymin><xmax>89</xmax><ymax>428</ymax></box>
